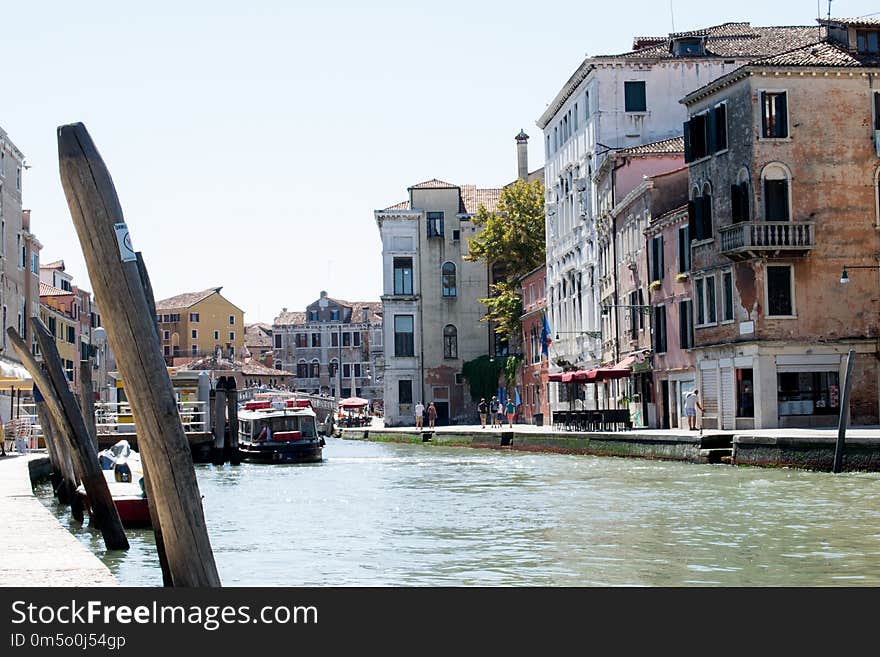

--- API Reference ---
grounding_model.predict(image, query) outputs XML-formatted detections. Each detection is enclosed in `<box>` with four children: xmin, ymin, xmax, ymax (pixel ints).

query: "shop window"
<box><xmin>777</xmin><ymin>371</ymin><xmax>840</xmax><ymax>417</ymax></box>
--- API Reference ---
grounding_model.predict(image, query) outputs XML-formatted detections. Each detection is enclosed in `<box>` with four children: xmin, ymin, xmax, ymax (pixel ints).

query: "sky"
<box><xmin>3</xmin><ymin>0</ymin><xmax>878</xmax><ymax>324</ymax></box>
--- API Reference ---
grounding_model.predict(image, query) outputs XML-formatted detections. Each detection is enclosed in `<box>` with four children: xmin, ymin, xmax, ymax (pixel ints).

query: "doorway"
<box><xmin>661</xmin><ymin>380</ymin><xmax>670</xmax><ymax>429</ymax></box>
<box><xmin>433</xmin><ymin>401</ymin><xmax>449</xmax><ymax>426</ymax></box>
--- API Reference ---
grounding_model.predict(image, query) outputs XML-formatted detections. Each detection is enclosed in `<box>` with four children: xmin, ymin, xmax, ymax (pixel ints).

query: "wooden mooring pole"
<box><xmin>79</xmin><ymin>360</ymin><xmax>98</xmax><ymax>450</ymax></box>
<box><xmin>58</xmin><ymin>122</ymin><xmax>219</xmax><ymax>586</ymax></box>
<box><xmin>34</xmin><ymin>390</ymin><xmax>78</xmax><ymax>505</ymax></box>
<box><xmin>212</xmin><ymin>378</ymin><xmax>227</xmax><ymax>465</ymax></box>
<box><xmin>226</xmin><ymin>378</ymin><xmax>240</xmax><ymax>465</ymax></box>
<box><xmin>833</xmin><ymin>349</ymin><xmax>856</xmax><ymax>474</ymax></box>
<box><xmin>8</xmin><ymin>325</ymin><xmax>128</xmax><ymax>548</ymax></box>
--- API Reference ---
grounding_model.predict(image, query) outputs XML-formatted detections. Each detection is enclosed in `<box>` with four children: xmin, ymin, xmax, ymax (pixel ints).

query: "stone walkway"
<box><xmin>0</xmin><ymin>453</ymin><xmax>117</xmax><ymax>587</ymax></box>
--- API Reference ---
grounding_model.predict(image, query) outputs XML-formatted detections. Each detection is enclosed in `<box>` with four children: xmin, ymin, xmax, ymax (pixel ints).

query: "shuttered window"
<box><xmin>764</xmin><ymin>179</ymin><xmax>789</xmax><ymax>221</ymax></box>
<box><xmin>678</xmin><ymin>226</ymin><xmax>690</xmax><ymax>272</ymax></box>
<box><xmin>761</xmin><ymin>91</ymin><xmax>788</xmax><ymax>138</ymax></box>
<box><xmin>624</xmin><ymin>81</ymin><xmax>647</xmax><ymax>112</ymax></box>
<box><xmin>679</xmin><ymin>301</ymin><xmax>694</xmax><ymax>349</ymax></box>
<box><xmin>650</xmin><ymin>236</ymin><xmax>664</xmax><ymax>281</ymax></box>
<box><xmin>654</xmin><ymin>306</ymin><xmax>667</xmax><ymax>354</ymax></box>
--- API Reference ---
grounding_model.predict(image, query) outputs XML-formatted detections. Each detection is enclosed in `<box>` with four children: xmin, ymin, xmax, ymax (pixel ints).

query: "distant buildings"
<box><xmin>273</xmin><ymin>292</ymin><xmax>382</xmax><ymax>401</ymax></box>
<box><xmin>155</xmin><ymin>287</ymin><xmax>245</xmax><ymax>363</ymax></box>
<box><xmin>519</xmin><ymin>264</ymin><xmax>549</xmax><ymax>424</ymax></box>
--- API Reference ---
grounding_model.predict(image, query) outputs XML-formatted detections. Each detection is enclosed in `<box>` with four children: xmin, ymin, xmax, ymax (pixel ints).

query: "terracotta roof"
<box><xmin>39</xmin><ymin>282</ymin><xmax>72</xmax><ymax>297</ymax></box>
<box><xmin>619</xmin><ymin>136</ymin><xmax>685</xmax><ymax>155</ymax></box>
<box><xmin>241</xmin><ymin>359</ymin><xmax>291</xmax><ymax>377</ymax></box>
<box><xmin>274</xmin><ymin>310</ymin><xmax>306</xmax><ymax>325</ymax></box>
<box><xmin>597</xmin><ymin>24</ymin><xmax>822</xmax><ymax>60</ymax></box>
<box><xmin>383</xmin><ymin>200</ymin><xmax>411</xmax><ymax>211</ymax></box>
<box><xmin>40</xmin><ymin>260</ymin><xmax>65</xmax><ymax>270</ymax></box>
<box><xmin>539</xmin><ymin>23</ymin><xmax>823</xmax><ymax>127</ymax></box>
<box><xmin>749</xmin><ymin>39</ymin><xmax>880</xmax><ymax>67</ymax></box>
<box><xmin>459</xmin><ymin>185</ymin><xmax>503</xmax><ymax>214</ymax></box>
<box><xmin>245</xmin><ymin>324</ymin><xmax>273</xmax><ymax>348</ymax></box>
<box><xmin>155</xmin><ymin>287</ymin><xmax>222</xmax><ymax>310</ymax></box>
<box><xmin>819</xmin><ymin>17</ymin><xmax>880</xmax><ymax>28</ymax></box>
<box><xmin>408</xmin><ymin>179</ymin><xmax>458</xmax><ymax>189</ymax></box>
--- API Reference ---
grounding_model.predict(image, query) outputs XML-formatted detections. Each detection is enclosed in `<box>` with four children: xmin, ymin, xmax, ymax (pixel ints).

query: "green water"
<box><xmin>36</xmin><ymin>437</ymin><xmax>880</xmax><ymax>586</ymax></box>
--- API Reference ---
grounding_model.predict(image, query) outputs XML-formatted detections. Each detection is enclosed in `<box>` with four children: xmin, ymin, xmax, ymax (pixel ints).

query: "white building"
<box><xmin>536</xmin><ymin>22</ymin><xmax>823</xmax><ymax>414</ymax></box>
<box><xmin>375</xmin><ymin>180</ymin><xmax>501</xmax><ymax>427</ymax></box>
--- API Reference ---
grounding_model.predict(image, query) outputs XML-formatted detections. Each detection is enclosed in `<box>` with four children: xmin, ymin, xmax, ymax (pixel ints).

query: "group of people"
<box><xmin>477</xmin><ymin>396</ymin><xmax>516</xmax><ymax>428</ymax></box>
<box><xmin>413</xmin><ymin>401</ymin><xmax>438</xmax><ymax>430</ymax></box>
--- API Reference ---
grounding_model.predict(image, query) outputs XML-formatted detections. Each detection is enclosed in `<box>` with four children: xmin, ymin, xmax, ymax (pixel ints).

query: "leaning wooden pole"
<box><xmin>57</xmin><ymin>122</ymin><xmax>220</xmax><ymax>586</ymax></box>
<box><xmin>79</xmin><ymin>361</ymin><xmax>98</xmax><ymax>450</ymax></box>
<box><xmin>212</xmin><ymin>380</ymin><xmax>227</xmax><ymax>465</ymax></box>
<box><xmin>133</xmin><ymin>251</ymin><xmax>174</xmax><ymax>587</ymax></box>
<box><xmin>226</xmin><ymin>379</ymin><xmax>240</xmax><ymax>466</ymax></box>
<box><xmin>8</xmin><ymin>326</ymin><xmax>127</xmax><ymax>548</ymax></box>
<box><xmin>34</xmin><ymin>394</ymin><xmax>76</xmax><ymax>504</ymax></box>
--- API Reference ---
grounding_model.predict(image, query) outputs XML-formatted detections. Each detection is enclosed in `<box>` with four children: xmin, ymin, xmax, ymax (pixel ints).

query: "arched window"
<box><xmin>296</xmin><ymin>359</ymin><xmax>308</xmax><ymax>378</ymax></box>
<box><xmin>761</xmin><ymin>162</ymin><xmax>791</xmax><ymax>221</ymax></box>
<box><xmin>443</xmin><ymin>325</ymin><xmax>458</xmax><ymax>359</ymax></box>
<box><xmin>442</xmin><ymin>262</ymin><xmax>457</xmax><ymax>297</ymax></box>
<box><xmin>329</xmin><ymin>358</ymin><xmax>338</xmax><ymax>377</ymax></box>
<box><xmin>875</xmin><ymin>168</ymin><xmax>880</xmax><ymax>227</ymax></box>
<box><xmin>310</xmin><ymin>359</ymin><xmax>320</xmax><ymax>378</ymax></box>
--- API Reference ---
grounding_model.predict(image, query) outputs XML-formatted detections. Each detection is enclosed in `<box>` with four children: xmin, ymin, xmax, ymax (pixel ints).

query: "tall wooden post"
<box><xmin>833</xmin><ymin>349</ymin><xmax>856</xmax><ymax>474</ymax></box>
<box><xmin>213</xmin><ymin>378</ymin><xmax>227</xmax><ymax>465</ymax></box>
<box><xmin>8</xmin><ymin>326</ymin><xmax>127</xmax><ymax>547</ymax></box>
<box><xmin>79</xmin><ymin>360</ymin><xmax>97</xmax><ymax>450</ymax></box>
<box><xmin>58</xmin><ymin>122</ymin><xmax>219</xmax><ymax>586</ymax></box>
<box><xmin>225</xmin><ymin>378</ymin><xmax>240</xmax><ymax>465</ymax></box>
<box><xmin>35</xmin><ymin>395</ymin><xmax>77</xmax><ymax>505</ymax></box>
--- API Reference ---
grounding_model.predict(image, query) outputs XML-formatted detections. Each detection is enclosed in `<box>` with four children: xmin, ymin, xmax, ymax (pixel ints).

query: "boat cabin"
<box><xmin>239</xmin><ymin>399</ymin><xmax>318</xmax><ymax>443</ymax></box>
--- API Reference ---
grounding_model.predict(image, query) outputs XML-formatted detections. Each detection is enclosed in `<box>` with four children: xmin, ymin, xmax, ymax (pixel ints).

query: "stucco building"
<box><xmin>376</xmin><ymin>180</ymin><xmax>501</xmax><ymax>426</ymax></box>
<box><xmin>537</xmin><ymin>22</ymin><xmax>825</xmax><ymax>416</ymax></box>
<box><xmin>155</xmin><ymin>287</ymin><xmax>245</xmax><ymax>363</ymax></box>
<box><xmin>272</xmin><ymin>292</ymin><xmax>382</xmax><ymax>401</ymax></box>
<box><xmin>519</xmin><ymin>264</ymin><xmax>550</xmax><ymax>424</ymax></box>
<box><xmin>680</xmin><ymin>19</ymin><xmax>880</xmax><ymax>428</ymax></box>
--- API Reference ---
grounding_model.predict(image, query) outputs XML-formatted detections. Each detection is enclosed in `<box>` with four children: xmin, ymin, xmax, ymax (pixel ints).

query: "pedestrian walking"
<box><xmin>414</xmin><ymin>401</ymin><xmax>425</xmax><ymax>430</ymax></box>
<box><xmin>495</xmin><ymin>398</ymin><xmax>504</xmax><ymax>428</ymax></box>
<box><xmin>477</xmin><ymin>398</ymin><xmax>488</xmax><ymax>428</ymax></box>
<box><xmin>489</xmin><ymin>396</ymin><xmax>499</xmax><ymax>428</ymax></box>
<box><xmin>505</xmin><ymin>398</ymin><xmax>516</xmax><ymax>428</ymax></box>
<box><xmin>427</xmin><ymin>402</ymin><xmax>437</xmax><ymax>429</ymax></box>
<box><xmin>684</xmin><ymin>389</ymin><xmax>703</xmax><ymax>430</ymax></box>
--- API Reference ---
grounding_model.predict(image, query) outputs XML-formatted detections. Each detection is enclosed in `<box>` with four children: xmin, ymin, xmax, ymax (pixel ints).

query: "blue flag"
<box><xmin>540</xmin><ymin>314</ymin><xmax>552</xmax><ymax>357</ymax></box>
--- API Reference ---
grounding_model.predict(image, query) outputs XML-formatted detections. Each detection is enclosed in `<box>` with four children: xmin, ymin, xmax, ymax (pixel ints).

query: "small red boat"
<box><xmin>77</xmin><ymin>440</ymin><xmax>151</xmax><ymax>528</ymax></box>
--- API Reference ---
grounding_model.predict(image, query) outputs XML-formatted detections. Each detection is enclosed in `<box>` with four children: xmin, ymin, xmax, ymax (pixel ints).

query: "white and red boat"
<box><xmin>237</xmin><ymin>397</ymin><xmax>324</xmax><ymax>464</ymax></box>
<box><xmin>77</xmin><ymin>440</ymin><xmax>151</xmax><ymax>528</ymax></box>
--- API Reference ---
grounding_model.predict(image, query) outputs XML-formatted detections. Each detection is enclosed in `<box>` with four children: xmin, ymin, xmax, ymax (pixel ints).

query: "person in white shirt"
<box><xmin>684</xmin><ymin>389</ymin><xmax>703</xmax><ymax>430</ymax></box>
<box><xmin>414</xmin><ymin>401</ymin><xmax>425</xmax><ymax>429</ymax></box>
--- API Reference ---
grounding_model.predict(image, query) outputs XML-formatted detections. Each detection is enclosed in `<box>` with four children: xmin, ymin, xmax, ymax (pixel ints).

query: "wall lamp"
<box><xmin>840</xmin><ymin>265</ymin><xmax>880</xmax><ymax>285</ymax></box>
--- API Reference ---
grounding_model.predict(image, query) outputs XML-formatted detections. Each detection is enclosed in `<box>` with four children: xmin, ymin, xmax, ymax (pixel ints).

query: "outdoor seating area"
<box><xmin>552</xmin><ymin>409</ymin><xmax>632</xmax><ymax>432</ymax></box>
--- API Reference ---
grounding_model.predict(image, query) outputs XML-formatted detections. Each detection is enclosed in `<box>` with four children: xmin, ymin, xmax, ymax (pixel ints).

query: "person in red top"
<box><xmin>427</xmin><ymin>402</ymin><xmax>438</xmax><ymax>429</ymax></box>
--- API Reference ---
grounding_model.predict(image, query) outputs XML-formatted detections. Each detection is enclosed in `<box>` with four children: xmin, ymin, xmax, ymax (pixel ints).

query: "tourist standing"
<box><xmin>478</xmin><ymin>398</ymin><xmax>488</xmax><ymax>428</ymax></box>
<box><xmin>684</xmin><ymin>389</ymin><xmax>703</xmax><ymax>430</ymax></box>
<box><xmin>427</xmin><ymin>402</ymin><xmax>438</xmax><ymax>429</ymax></box>
<box><xmin>414</xmin><ymin>400</ymin><xmax>425</xmax><ymax>430</ymax></box>
<box><xmin>505</xmin><ymin>398</ymin><xmax>516</xmax><ymax>428</ymax></box>
<box><xmin>495</xmin><ymin>398</ymin><xmax>504</xmax><ymax>428</ymax></box>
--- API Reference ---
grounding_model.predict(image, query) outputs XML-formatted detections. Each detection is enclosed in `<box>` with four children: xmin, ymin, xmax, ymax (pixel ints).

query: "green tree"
<box><xmin>465</xmin><ymin>178</ymin><xmax>545</xmax><ymax>337</ymax></box>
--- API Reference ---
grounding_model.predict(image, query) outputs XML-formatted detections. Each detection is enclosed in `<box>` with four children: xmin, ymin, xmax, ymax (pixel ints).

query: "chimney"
<box><xmin>515</xmin><ymin>129</ymin><xmax>529</xmax><ymax>181</ymax></box>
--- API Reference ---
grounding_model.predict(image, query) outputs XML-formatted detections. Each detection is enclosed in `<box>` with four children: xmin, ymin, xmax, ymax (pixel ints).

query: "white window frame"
<box><xmin>760</xmin><ymin>162</ymin><xmax>793</xmax><ymax>223</ymax></box>
<box><xmin>694</xmin><ymin>272</ymin><xmax>718</xmax><ymax>328</ymax></box>
<box><xmin>191</xmin><ymin>329</ymin><xmax>198</xmax><ymax>340</ymax></box>
<box><xmin>765</xmin><ymin>263</ymin><xmax>797</xmax><ymax>319</ymax></box>
<box><xmin>720</xmin><ymin>269</ymin><xmax>735</xmax><ymax>325</ymax></box>
<box><xmin>757</xmin><ymin>89</ymin><xmax>790</xmax><ymax>141</ymax></box>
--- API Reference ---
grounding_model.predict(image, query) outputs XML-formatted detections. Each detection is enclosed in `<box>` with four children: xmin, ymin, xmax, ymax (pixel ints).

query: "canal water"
<box><xmin>37</xmin><ymin>437</ymin><xmax>880</xmax><ymax>586</ymax></box>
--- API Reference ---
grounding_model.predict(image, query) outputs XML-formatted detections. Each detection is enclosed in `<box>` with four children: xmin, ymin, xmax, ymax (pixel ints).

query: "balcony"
<box><xmin>718</xmin><ymin>221</ymin><xmax>815</xmax><ymax>261</ymax></box>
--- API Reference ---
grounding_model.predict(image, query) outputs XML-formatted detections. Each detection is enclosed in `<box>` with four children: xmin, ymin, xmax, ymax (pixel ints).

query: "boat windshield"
<box><xmin>267</xmin><ymin>415</ymin><xmax>317</xmax><ymax>437</ymax></box>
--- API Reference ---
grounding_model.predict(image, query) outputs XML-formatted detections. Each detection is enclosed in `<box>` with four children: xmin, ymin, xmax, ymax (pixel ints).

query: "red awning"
<box><xmin>594</xmin><ymin>355</ymin><xmax>636</xmax><ymax>381</ymax></box>
<box><xmin>558</xmin><ymin>368</ymin><xmax>600</xmax><ymax>383</ymax></box>
<box><xmin>548</xmin><ymin>372</ymin><xmax>563</xmax><ymax>382</ymax></box>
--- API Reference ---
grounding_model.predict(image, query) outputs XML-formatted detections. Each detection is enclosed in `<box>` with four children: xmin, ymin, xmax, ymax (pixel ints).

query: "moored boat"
<box><xmin>77</xmin><ymin>439</ymin><xmax>151</xmax><ymax>527</ymax></box>
<box><xmin>238</xmin><ymin>398</ymin><xmax>324</xmax><ymax>464</ymax></box>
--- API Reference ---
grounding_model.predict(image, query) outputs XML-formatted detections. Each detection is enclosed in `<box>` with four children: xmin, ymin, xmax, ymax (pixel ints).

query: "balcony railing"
<box><xmin>719</xmin><ymin>221</ymin><xmax>815</xmax><ymax>260</ymax></box>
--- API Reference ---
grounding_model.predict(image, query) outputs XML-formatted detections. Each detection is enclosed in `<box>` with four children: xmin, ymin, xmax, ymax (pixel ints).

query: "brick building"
<box><xmin>680</xmin><ymin>20</ymin><xmax>880</xmax><ymax>428</ymax></box>
<box><xmin>519</xmin><ymin>264</ymin><xmax>550</xmax><ymax>424</ymax></box>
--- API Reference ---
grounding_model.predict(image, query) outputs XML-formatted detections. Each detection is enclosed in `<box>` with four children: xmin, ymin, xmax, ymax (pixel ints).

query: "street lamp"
<box><xmin>840</xmin><ymin>264</ymin><xmax>880</xmax><ymax>285</ymax></box>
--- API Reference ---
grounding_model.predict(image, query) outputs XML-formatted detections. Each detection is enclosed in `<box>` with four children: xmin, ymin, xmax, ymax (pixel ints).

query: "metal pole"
<box><xmin>833</xmin><ymin>349</ymin><xmax>855</xmax><ymax>474</ymax></box>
